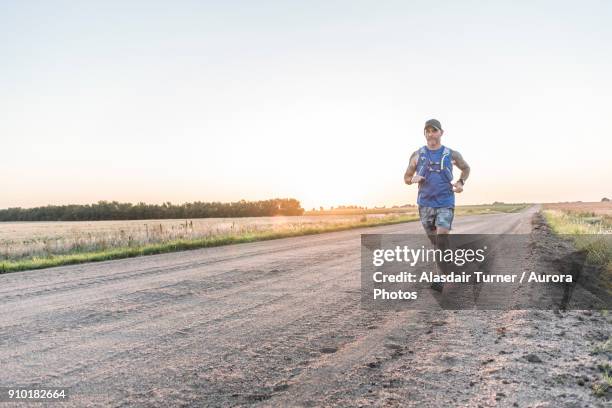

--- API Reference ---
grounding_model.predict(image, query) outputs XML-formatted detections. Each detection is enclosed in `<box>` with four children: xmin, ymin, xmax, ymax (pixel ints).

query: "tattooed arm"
<box><xmin>404</xmin><ymin>151</ymin><xmax>422</xmax><ymax>185</ymax></box>
<box><xmin>451</xmin><ymin>150</ymin><xmax>470</xmax><ymax>192</ymax></box>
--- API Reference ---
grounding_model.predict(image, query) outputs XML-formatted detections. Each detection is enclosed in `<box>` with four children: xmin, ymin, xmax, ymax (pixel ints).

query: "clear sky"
<box><xmin>2</xmin><ymin>0</ymin><xmax>611</xmax><ymax>211</ymax></box>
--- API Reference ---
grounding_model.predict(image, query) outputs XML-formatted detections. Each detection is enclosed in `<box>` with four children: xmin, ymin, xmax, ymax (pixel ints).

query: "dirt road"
<box><xmin>1</xmin><ymin>206</ymin><xmax>609</xmax><ymax>407</ymax></box>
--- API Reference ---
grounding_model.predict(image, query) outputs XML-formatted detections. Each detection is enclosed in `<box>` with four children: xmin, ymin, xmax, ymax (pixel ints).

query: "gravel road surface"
<box><xmin>1</xmin><ymin>206</ymin><xmax>610</xmax><ymax>407</ymax></box>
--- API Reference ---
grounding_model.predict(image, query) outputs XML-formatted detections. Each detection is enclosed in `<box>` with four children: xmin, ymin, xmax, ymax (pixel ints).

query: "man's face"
<box><xmin>424</xmin><ymin>126</ymin><xmax>443</xmax><ymax>145</ymax></box>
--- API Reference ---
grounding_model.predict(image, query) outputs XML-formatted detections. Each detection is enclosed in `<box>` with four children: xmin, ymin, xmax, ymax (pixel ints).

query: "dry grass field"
<box><xmin>544</xmin><ymin>201</ymin><xmax>612</xmax><ymax>216</ymax></box>
<box><xmin>0</xmin><ymin>204</ymin><xmax>528</xmax><ymax>272</ymax></box>
<box><xmin>542</xmin><ymin>202</ymin><xmax>611</xmax><ymax>283</ymax></box>
<box><xmin>543</xmin><ymin>202</ymin><xmax>612</xmax><ymax>235</ymax></box>
<box><xmin>0</xmin><ymin>214</ymin><xmax>393</xmax><ymax>261</ymax></box>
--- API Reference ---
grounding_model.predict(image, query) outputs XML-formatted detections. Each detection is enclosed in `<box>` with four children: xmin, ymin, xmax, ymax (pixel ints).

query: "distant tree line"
<box><xmin>0</xmin><ymin>198</ymin><xmax>304</xmax><ymax>221</ymax></box>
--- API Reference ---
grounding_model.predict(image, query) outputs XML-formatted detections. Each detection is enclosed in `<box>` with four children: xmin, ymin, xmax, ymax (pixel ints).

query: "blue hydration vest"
<box><xmin>416</xmin><ymin>145</ymin><xmax>455</xmax><ymax>208</ymax></box>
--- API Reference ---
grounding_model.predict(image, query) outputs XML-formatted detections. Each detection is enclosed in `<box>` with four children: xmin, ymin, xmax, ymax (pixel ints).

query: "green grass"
<box><xmin>592</xmin><ymin>339</ymin><xmax>612</xmax><ymax>355</ymax></box>
<box><xmin>592</xmin><ymin>382</ymin><xmax>608</xmax><ymax>397</ymax></box>
<box><xmin>542</xmin><ymin>210</ymin><xmax>612</xmax><ymax>287</ymax></box>
<box><xmin>0</xmin><ymin>204</ymin><xmax>530</xmax><ymax>273</ymax></box>
<box><xmin>543</xmin><ymin>209</ymin><xmax>612</xmax><ymax>235</ymax></box>
<box><xmin>603</xmin><ymin>367</ymin><xmax>612</xmax><ymax>387</ymax></box>
<box><xmin>455</xmin><ymin>203</ymin><xmax>529</xmax><ymax>216</ymax></box>
<box><xmin>593</xmin><ymin>363</ymin><xmax>611</xmax><ymax>397</ymax></box>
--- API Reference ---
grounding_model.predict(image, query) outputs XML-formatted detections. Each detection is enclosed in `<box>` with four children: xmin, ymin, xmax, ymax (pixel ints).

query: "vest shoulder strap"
<box><xmin>440</xmin><ymin>147</ymin><xmax>452</xmax><ymax>170</ymax></box>
<box><xmin>419</xmin><ymin>146</ymin><xmax>450</xmax><ymax>156</ymax></box>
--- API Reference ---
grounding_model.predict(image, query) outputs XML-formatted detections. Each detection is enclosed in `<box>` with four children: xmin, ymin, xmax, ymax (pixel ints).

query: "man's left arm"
<box><xmin>451</xmin><ymin>150</ymin><xmax>470</xmax><ymax>193</ymax></box>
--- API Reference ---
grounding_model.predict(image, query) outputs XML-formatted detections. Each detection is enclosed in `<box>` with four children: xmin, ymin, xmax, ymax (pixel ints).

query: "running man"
<box><xmin>404</xmin><ymin>119</ymin><xmax>471</xmax><ymax>292</ymax></box>
<box><xmin>404</xmin><ymin>119</ymin><xmax>470</xmax><ymax>235</ymax></box>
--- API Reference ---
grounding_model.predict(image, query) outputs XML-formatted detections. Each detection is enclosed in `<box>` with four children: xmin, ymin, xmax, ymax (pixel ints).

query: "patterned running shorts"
<box><xmin>418</xmin><ymin>206</ymin><xmax>455</xmax><ymax>232</ymax></box>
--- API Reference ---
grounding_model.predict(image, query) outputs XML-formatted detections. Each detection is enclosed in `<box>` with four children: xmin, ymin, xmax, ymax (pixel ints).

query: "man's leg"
<box><xmin>418</xmin><ymin>206</ymin><xmax>444</xmax><ymax>291</ymax></box>
<box><xmin>434</xmin><ymin>208</ymin><xmax>454</xmax><ymax>234</ymax></box>
<box><xmin>431</xmin><ymin>208</ymin><xmax>455</xmax><ymax>292</ymax></box>
<box><xmin>418</xmin><ymin>206</ymin><xmax>438</xmax><ymax>247</ymax></box>
<box><xmin>421</xmin><ymin>208</ymin><xmax>454</xmax><ymax>235</ymax></box>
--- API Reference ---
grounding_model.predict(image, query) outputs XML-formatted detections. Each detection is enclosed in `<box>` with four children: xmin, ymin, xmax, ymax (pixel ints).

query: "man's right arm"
<box><xmin>404</xmin><ymin>151</ymin><xmax>419</xmax><ymax>185</ymax></box>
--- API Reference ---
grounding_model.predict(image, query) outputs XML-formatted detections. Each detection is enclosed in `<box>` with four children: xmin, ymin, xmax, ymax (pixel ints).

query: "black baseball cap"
<box><xmin>424</xmin><ymin>119</ymin><xmax>442</xmax><ymax>131</ymax></box>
